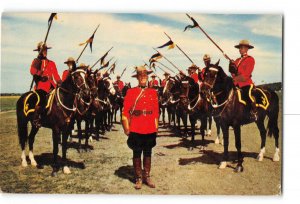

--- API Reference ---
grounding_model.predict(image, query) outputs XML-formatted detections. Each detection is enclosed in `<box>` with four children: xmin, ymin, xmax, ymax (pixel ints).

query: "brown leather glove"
<box><xmin>229</xmin><ymin>61</ymin><xmax>237</xmax><ymax>75</ymax></box>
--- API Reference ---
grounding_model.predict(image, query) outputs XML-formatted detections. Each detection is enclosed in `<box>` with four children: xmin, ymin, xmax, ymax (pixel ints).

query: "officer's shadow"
<box><xmin>114</xmin><ymin>165</ymin><xmax>135</xmax><ymax>183</ymax></box>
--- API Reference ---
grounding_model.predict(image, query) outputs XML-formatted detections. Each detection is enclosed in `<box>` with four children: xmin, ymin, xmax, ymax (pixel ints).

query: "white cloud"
<box><xmin>245</xmin><ymin>15</ymin><xmax>282</xmax><ymax>38</ymax></box>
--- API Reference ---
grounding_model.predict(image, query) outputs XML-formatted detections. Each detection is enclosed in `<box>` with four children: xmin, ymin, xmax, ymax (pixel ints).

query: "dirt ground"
<box><xmin>0</xmin><ymin>109</ymin><xmax>281</xmax><ymax>195</ymax></box>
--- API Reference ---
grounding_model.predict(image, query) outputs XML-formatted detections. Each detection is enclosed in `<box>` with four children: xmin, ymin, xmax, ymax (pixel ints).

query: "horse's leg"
<box><xmin>200</xmin><ymin>115</ymin><xmax>207</xmax><ymax>148</ymax></box>
<box><xmin>61</xmin><ymin>128</ymin><xmax>71</xmax><ymax>174</ymax></box>
<box><xmin>256</xmin><ymin>117</ymin><xmax>267</xmax><ymax>161</ymax></box>
<box><xmin>28</xmin><ymin>126</ymin><xmax>39</xmax><ymax>166</ymax></box>
<box><xmin>219</xmin><ymin>123</ymin><xmax>229</xmax><ymax>169</ymax></box>
<box><xmin>183</xmin><ymin>112</ymin><xmax>188</xmax><ymax>138</ymax></box>
<box><xmin>207</xmin><ymin>113</ymin><xmax>212</xmax><ymax>137</ymax></box>
<box><xmin>84</xmin><ymin>118</ymin><xmax>91</xmax><ymax>151</ymax></box>
<box><xmin>51</xmin><ymin>128</ymin><xmax>60</xmax><ymax>176</ymax></box>
<box><xmin>189</xmin><ymin>116</ymin><xmax>195</xmax><ymax>151</ymax></box>
<box><xmin>214</xmin><ymin>117</ymin><xmax>221</xmax><ymax>144</ymax></box>
<box><xmin>18</xmin><ymin>118</ymin><xmax>28</xmax><ymax>167</ymax></box>
<box><xmin>233</xmin><ymin>125</ymin><xmax>244</xmax><ymax>172</ymax></box>
<box><xmin>273</xmin><ymin>125</ymin><xmax>280</xmax><ymax>162</ymax></box>
<box><xmin>77</xmin><ymin>119</ymin><xmax>83</xmax><ymax>153</ymax></box>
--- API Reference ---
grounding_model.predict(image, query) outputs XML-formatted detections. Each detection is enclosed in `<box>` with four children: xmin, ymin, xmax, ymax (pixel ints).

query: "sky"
<box><xmin>1</xmin><ymin>13</ymin><xmax>282</xmax><ymax>93</ymax></box>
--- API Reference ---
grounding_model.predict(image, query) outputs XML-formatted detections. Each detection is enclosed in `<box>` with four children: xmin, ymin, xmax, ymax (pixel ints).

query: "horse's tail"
<box><xmin>16</xmin><ymin>96</ymin><xmax>28</xmax><ymax>149</ymax></box>
<box><xmin>267</xmin><ymin>91</ymin><xmax>280</xmax><ymax>137</ymax></box>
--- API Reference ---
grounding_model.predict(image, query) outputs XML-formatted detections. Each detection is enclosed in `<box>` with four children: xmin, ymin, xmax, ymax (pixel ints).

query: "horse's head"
<box><xmin>162</xmin><ymin>76</ymin><xmax>176</xmax><ymax>99</ymax></box>
<box><xmin>70</xmin><ymin>68</ymin><xmax>91</xmax><ymax>103</ymax></box>
<box><xmin>86</xmin><ymin>69</ymin><xmax>98</xmax><ymax>99</ymax></box>
<box><xmin>97</xmin><ymin>76</ymin><xmax>116</xmax><ymax>98</ymax></box>
<box><xmin>202</xmin><ymin>60</ymin><xmax>229</xmax><ymax>93</ymax></box>
<box><xmin>122</xmin><ymin>82</ymin><xmax>131</xmax><ymax>97</ymax></box>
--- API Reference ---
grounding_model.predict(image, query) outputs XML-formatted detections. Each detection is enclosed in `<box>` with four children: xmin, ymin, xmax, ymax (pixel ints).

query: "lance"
<box><xmin>120</xmin><ymin>66</ymin><xmax>128</xmax><ymax>78</ymax></box>
<box><xmin>99</xmin><ymin>57</ymin><xmax>114</xmax><ymax>70</ymax></box>
<box><xmin>76</xmin><ymin>24</ymin><xmax>100</xmax><ymax>63</ymax></box>
<box><xmin>164</xmin><ymin>32</ymin><xmax>195</xmax><ymax>64</ymax></box>
<box><xmin>144</xmin><ymin>60</ymin><xmax>167</xmax><ymax>74</ymax></box>
<box><xmin>90</xmin><ymin>46</ymin><xmax>114</xmax><ymax>69</ymax></box>
<box><xmin>185</xmin><ymin>14</ymin><xmax>233</xmax><ymax>61</ymax></box>
<box><xmin>153</xmin><ymin>48</ymin><xmax>181</xmax><ymax>72</ymax></box>
<box><xmin>29</xmin><ymin>13</ymin><xmax>57</xmax><ymax>91</ymax></box>
<box><xmin>144</xmin><ymin>63</ymin><xmax>162</xmax><ymax>80</ymax></box>
<box><xmin>155</xmin><ymin>59</ymin><xmax>176</xmax><ymax>74</ymax></box>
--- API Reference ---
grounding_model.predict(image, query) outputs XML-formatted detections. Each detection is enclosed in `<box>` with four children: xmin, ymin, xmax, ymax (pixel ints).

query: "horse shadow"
<box><xmin>178</xmin><ymin>150</ymin><xmax>258</xmax><ymax>167</ymax></box>
<box><xmin>34</xmin><ymin>153</ymin><xmax>85</xmax><ymax>169</ymax></box>
<box><xmin>164</xmin><ymin>138</ymin><xmax>214</xmax><ymax>150</ymax></box>
<box><xmin>67</xmin><ymin>141</ymin><xmax>94</xmax><ymax>150</ymax></box>
<box><xmin>114</xmin><ymin>165</ymin><xmax>135</xmax><ymax>183</ymax></box>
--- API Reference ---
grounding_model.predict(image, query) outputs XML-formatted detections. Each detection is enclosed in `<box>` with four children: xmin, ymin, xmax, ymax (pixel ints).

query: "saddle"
<box><xmin>236</xmin><ymin>86</ymin><xmax>270</xmax><ymax>110</ymax></box>
<box><xmin>23</xmin><ymin>89</ymin><xmax>56</xmax><ymax>117</ymax></box>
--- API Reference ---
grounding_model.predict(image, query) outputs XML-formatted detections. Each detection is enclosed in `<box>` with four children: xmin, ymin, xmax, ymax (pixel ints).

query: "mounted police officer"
<box><xmin>113</xmin><ymin>75</ymin><xmax>124</xmax><ymax>93</ymax></box>
<box><xmin>229</xmin><ymin>39</ymin><xmax>257</xmax><ymax>121</ymax></box>
<box><xmin>62</xmin><ymin>57</ymin><xmax>76</xmax><ymax>81</ymax></box>
<box><xmin>122</xmin><ymin>66</ymin><xmax>159</xmax><ymax>190</ymax></box>
<box><xmin>148</xmin><ymin>74</ymin><xmax>159</xmax><ymax>88</ymax></box>
<box><xmin>30</xmin><ymin>41</ymin><xmax>61</xmax><ymax>128</ymax></box>
<box><xmin>188</xmin><ymin>64</ymin><xmax>199</xmax><ymax>83</ymax></box>
<box><xmin>161</xmin><ymin>72</ymin><xmax>170</xmax><ymax>88</ymax></box>
<box><xmin>200</xmin><ymin>54</ymin><xmax>212</xmax><ymax>82</ymax></box>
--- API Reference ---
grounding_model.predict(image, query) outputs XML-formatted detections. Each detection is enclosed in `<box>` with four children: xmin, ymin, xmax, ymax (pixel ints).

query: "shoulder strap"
<box><xmin>129</xmin><ymin>88</ymin><xmax>145</xmax><ymax>122</ymax></box>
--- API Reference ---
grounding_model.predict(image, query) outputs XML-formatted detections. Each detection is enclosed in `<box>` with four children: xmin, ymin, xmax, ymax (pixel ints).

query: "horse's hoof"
<box><xmin>63</xmin><ymin>166</ymin><xmax>71</xmax><ymax>174</ymax></box>
<box><xmin>218</xmin><ymin>161</ymin><xmax>227</xmax><ymax>169</ymax></box>
<box><xmin>77</xmin><ymin>148</ymin><xmax>83</xmax><ymax>153</ymax></box>
<box><xmin>214</xmin><ymin>137</ymin><xmax>220</xmax><ymax>144</ymax></box>
<box><xmin>188</xmin><ymin>147</ymin><xmax>194</xmax><ymax>151</ymax></box>
<box><xmin>21</xmin><ymin>161</ymin><xmax>28</xmax><ymax>167</ymax></box>
<box><xmin>199</xmin><ymin>145</ymin><xmax>205</xmax><ymax>151</ymax></box>
<box><xmin>51</xmin><ymin>171</ymin><xmax>58</xmax><ymax>177</ymax></box>
<box><xmin>257</xmin><ymin>154</ymin><xmax>264</xmax><ymax>162</ymax></box>
<box><xmin>234</xmin><ymin>165</ymin><xmax>244</xmax><ymax>173</ymax></box>
<box><xmin>31</xmin><ymin>160</ymin><xmax>37</xmax><ymax>167</ymax></box>
<box><xmin>89</xmin><ymin>136</ymin><xmax>93</xmax><ymax>143</ymax></box>
<box><xmin>273</xmin><ymin>154</ymin><xmax>280</xmax><ymax>162</ymax></box>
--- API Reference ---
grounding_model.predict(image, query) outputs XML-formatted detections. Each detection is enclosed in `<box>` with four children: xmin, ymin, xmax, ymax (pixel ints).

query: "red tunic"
<box><xmin>148</xmin><ymin>79</ymin><xmax>159</xmax><ymax>88</ymax></box>
<box><xmin>232</xmin><ymin>55</ymin><xmax>255</xmax><ymax>87</ymax></box>
<box><xmin>161</xmin><ymin>79</ymin><xmax>167</xmax><ymax>87</ymax></box>
<box><xmin>199</xmin><ymin>68</ymin><xmax>206</xmax><ymax>81</ymax></box>
<box><xmin>113</xmin><ymin>80</ymin><xmax>124</xmax><ymax>91</ymax></box>
<box><xmin>30</xmin><ymin>59</ymin><xmax>61</xmax><ymax>93</ymax></box>
<box><xmin>62</xmin><ymin>70</ymin><xmax>70</xmax><ymax>82</ymax></box>
<box><xmin>122</xmin><ymin>87</ymin><xmax>159</xmax><ymax>134</ymax></box>
<box><xmin>190</xmin><ymin>72</ymin><xmax>199</xmax><ymax>83</ymax></box>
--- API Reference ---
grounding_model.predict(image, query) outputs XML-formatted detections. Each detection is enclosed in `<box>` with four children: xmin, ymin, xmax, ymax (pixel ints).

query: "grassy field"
<box><xmin>0</xmin><ymin>93</ymin><xmax>282</xmax><ymax>195</ymax></box>
<box><xmin>0</xmin><ymin>96</ymin><xmax>20</xmax><ymax>112</ymax></box>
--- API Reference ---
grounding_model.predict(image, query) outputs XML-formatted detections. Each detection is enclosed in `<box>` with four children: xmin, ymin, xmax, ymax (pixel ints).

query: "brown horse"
<box><xmin>202</xmin><ymin>62</ymin><xmax>280</xmax><ymax>172</ymax></box>
<box><xmin>16</xmin><ymin>68</ymin><xmax>91</xmax><ymax>176</ymax></box>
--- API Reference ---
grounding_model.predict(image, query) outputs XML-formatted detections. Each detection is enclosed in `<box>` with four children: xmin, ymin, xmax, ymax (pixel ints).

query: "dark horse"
<box><xmin>16</xmin><ymin>68</ymin><xmax>91</xmax><ymax>175</ymax></box>
<box><xmin>202</xmin><ymin>62</ymin><xmax>280</xmax><ymax>172</ymax></box>
<box><xmin>177</xmin><ymin>74</ymin><xmax>209</xmax><ymax>150</ymax></box>
<box><xmin>162</xmin><ymin>75</ymin><xmax>188</xmax><ymax>137</ymax></box>
<box><xmin>112</xmin><ymin>82</ymin><xmax>131</xmax><ymax>123</ymax></box>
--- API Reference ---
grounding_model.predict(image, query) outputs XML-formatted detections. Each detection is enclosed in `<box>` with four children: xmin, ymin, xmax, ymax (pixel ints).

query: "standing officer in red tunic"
<box><xmin>161</xmin><ymin>72</ymin><xmax>170</xmax><ymax>87</ymax></box>
<box><xmin>62</xmin><ymin>57</ymin><xmax>76</xmax><ymax>81</ymax></box>
<box><xmin>148</xmin><ymin>74</ymin><xmax>159</xmax><ymax>88</ymax></box>
<box><xmin>113</xmin><ymin>75</ymin><xmax>124</xmax><ymax>92</ymax></box>
<box><xmin>30</xmin><ymin>41</ymin><xmax>61</xmax><ymax>128</ymax></box>
<box><xmin>122</xmin><ymin>65</ymin><xmax>159</xmax><ymax>190</ymax></box>
<box><xmin>229</xmin><ymin>39</ymin><xmax>257</xmax><ymax>121</ymax></box>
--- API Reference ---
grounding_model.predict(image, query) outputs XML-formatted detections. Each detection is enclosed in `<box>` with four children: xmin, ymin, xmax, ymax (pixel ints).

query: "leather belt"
<box><xmin>130</xmin><ymin>110</ymin><xmax>153</xmax><ymax>116</ymax></box>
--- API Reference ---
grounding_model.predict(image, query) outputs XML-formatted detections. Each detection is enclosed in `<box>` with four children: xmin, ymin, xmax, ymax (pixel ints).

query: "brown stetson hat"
<box><xmin>163</xmin><ymin>72</ymin><xmax>170</xmax><ymax>76</ymax></box>
<box><xmin>64</xmin><ymin>57</ymin><xmax>75</xmax><ymax>64</ymax></box>
<box><xmin>189</xmin><ymin>64</ymin><xmax>199</xmax><ymax>70</ymax></box>
<box><xmin>77</xmin><ymin>63</ymin><xmax>89</xmax><ymax>70</ymax></box>
<box><xmin>33</xmin><ymin>41</ymin><xmax>52</xmax><ymax>51</ymax></box>
<box><xmin>131</xmin><ymin>66</ymin><xmax>153</xmax><ymax>78</ymax></box>
<box><xmin>234</xmin><ymin>39</ymin><xmax>254</xmax><ymax>49</ymax></box>
<box><xmin>203</xmin><ymin>54</ymin><xmax>211</xmax><ymax>61</ymax></box>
